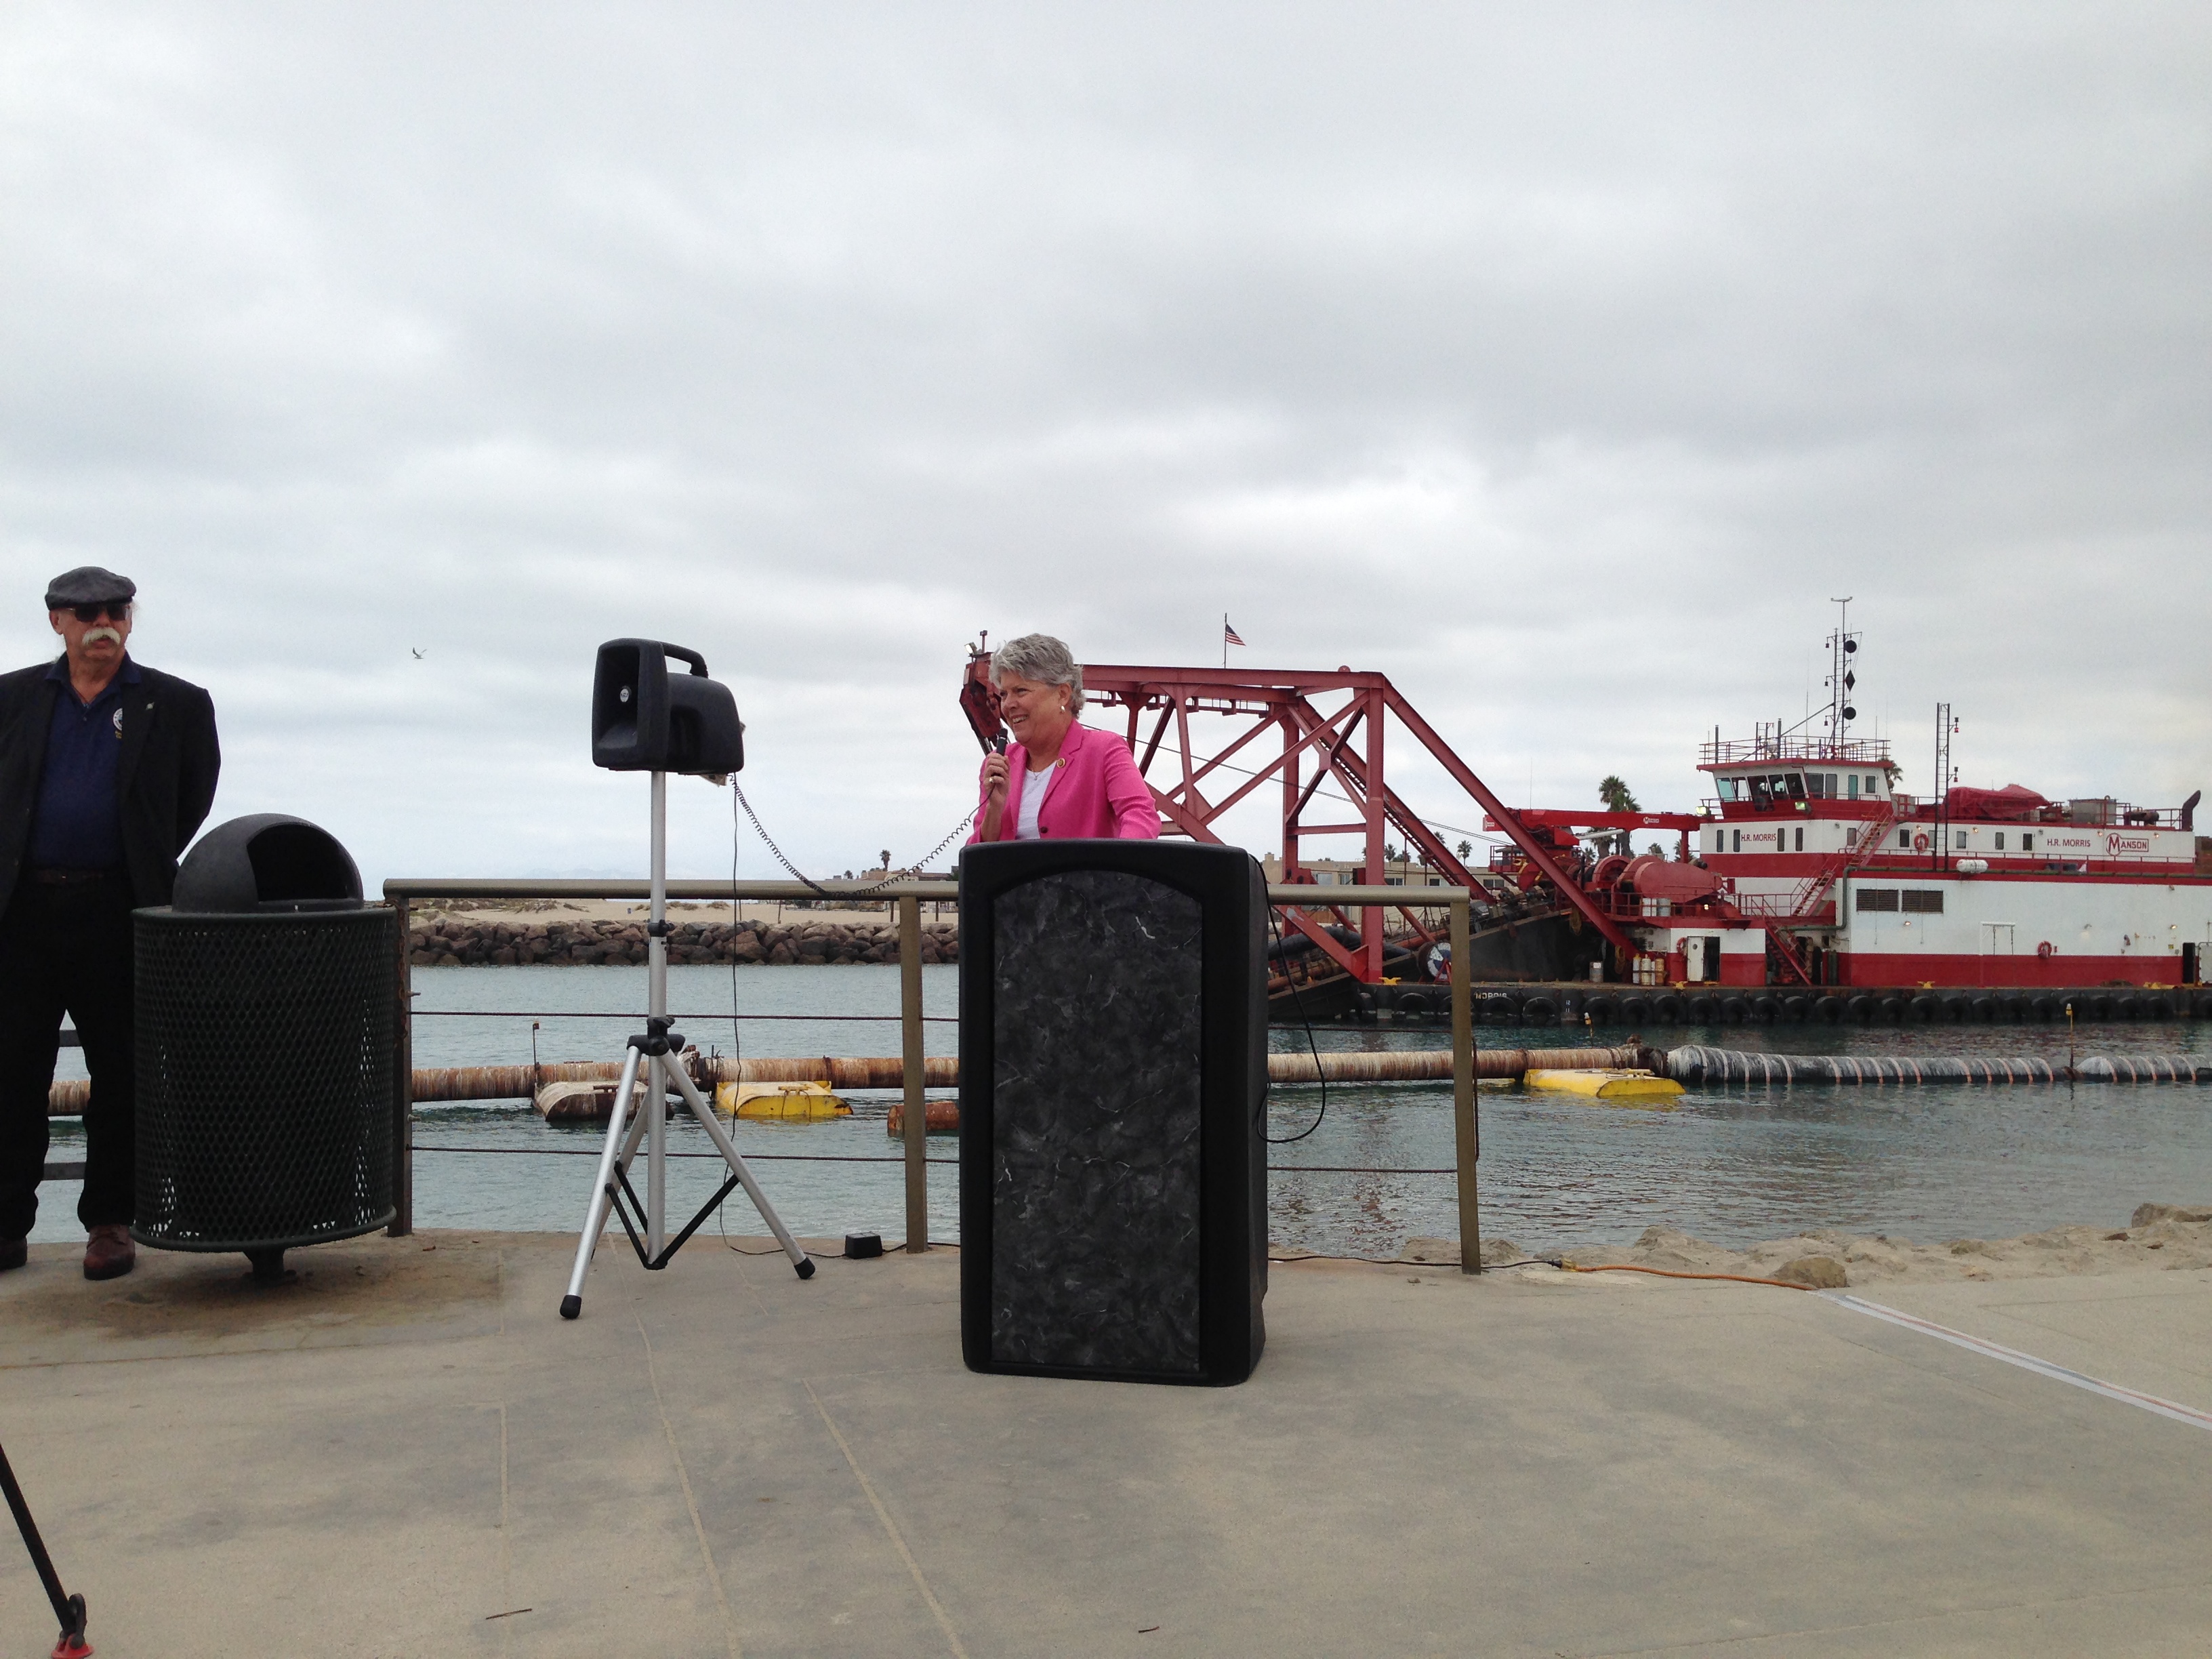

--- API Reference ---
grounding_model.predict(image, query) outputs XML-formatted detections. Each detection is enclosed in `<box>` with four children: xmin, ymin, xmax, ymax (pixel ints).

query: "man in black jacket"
<box><xmin>0</xmin><ymin>567</ymin><xmax>220</xmax><ymax>1279</ymax></box>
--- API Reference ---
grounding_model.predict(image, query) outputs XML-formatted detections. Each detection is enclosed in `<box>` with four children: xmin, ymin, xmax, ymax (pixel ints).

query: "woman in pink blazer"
<box><xmin>969</xmin><ymin>634</ymin><xmax>1160</xmax><ymax>843</ymax></box>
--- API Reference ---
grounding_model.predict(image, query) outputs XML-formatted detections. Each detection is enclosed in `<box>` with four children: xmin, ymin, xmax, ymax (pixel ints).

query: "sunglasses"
<box><xmin>69</xmin><ymin>602</ymin><xmax>129</xmax><ymax>623</ymax></box>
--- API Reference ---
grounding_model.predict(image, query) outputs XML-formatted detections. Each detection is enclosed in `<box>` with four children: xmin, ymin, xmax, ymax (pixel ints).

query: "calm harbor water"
<box><xmin>32</xmin><ymin>964</ymin><xmax>2212</xmax><ymax>1253</ymax></box>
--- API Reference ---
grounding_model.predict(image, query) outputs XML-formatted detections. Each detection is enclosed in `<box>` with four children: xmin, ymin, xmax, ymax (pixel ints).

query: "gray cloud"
<box><xmin>3</xmin><ymin>1</ymin><xmax>2207</xmax><ymax>882</ymax></box>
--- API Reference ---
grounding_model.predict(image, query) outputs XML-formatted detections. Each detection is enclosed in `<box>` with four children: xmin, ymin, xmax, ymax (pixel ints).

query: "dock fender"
<box><xmin>2084</xmin><ymin>994</ymin><xmax>2114</xmax><ymax>1021</ymax></box>
<box><xmin>1908</xmin><ymin>994</ymin><xmax>1942</xmax><ymax>1023</ymax></box>
<box><xmin>1781</xmin><ymin>994</ymin><xmax>1809</xmax><ymax>1021</ymax></box>
<box><xmin>1719</xmin><ymin>996</ymin><xmax>1748</xmax><ymax>1024</ymax></box>
<box><xmin>1969</xmin><ymin>995</ymin><xmax>1998</xmax><ymax>1023</ymax></box>
<box><xmin>1878</xmin><ymin>994</ymin><xmax>1907</xmax><ymax>1023</ymax></box>
<box><xmin>2194</xmin><ymin>991</ymin><xmax>2212</xmax><ymax>1020</ymax></box>
<box><xmin>1686</xmin><ymin>994</ymin><xmax>1717</xmax><ymax>1023</ymax></box>
<box><xmin>1521</xmin><ymin>995</ymin><xmax>1557</xmax><ymax>1023</ymax></box>
<box><xmin>1814</xmin><ymin>995</ymin><xmax>1845</xmax><ymax>1023</ymax></box>
<box><xmin>1620</xmin><ymin>995</ymin><xmax>1652</xmax><ymax>1024</ymax></box>
<box><xmin>2144</xmin><ymin>993</ymin><xmax>2173</xmax><ymax>1020</ymax></box>
<box><xmin>1936</xmin><ymin>996</ymin><xmax>1967</xmax><ymax>1023</ymax></box>
<box><xmin>1584</xmin><ymin>994</ymin><xmax>1618</xmax><ymax>1025</ymax></box>
<box><xmin>1652</xmin><ymin>993</ymin><xmax>1684</xmax><ymax>1023</ymax></box>
<box><xmin>1847</xmin><ymin>994</ymin><xmax>1876</xmax><ymax>1023</ymax></box>
<box><xmin>2111</xmin><ymin>994</ymin><xmax>2140</xmax><ymax>1021</ymax></box>
<box><xmin>2030</xmin><ymin>994</ymin><xmax>2060</xmax><ymax>1021</ymax></box>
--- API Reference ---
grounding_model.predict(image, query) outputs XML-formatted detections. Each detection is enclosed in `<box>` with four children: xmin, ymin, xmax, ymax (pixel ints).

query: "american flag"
<box><xmin>1223</xmin><ymin>619</ymin><xmax>1246</xmax><ymax>648</ymax></box>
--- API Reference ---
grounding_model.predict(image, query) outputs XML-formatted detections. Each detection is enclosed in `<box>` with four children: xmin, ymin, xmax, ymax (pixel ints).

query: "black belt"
<box><xmin>30</xmin><ymin>869</ymin><xmax>121</xmax><ymax>886</ymax></box>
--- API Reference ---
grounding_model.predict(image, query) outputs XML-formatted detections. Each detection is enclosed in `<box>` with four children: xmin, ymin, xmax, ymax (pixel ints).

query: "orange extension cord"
<box><xmin>1559</xmin><ymin>1263</ymin><xmax>1814</xmax><ymax>1291</ymax></box>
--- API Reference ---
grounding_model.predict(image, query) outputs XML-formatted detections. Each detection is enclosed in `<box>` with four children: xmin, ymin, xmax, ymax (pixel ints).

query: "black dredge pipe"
<box><xmin>1667</xmin><ymin>1044</ymin><xmax>2212</xmax><ymax>1086</ymax></box>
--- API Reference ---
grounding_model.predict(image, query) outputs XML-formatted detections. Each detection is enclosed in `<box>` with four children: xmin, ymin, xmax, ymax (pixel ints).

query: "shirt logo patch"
<box><xmin>112</xmin><ymin>708</ymin><xmax>124</xmax><ymax>737</ymax></box>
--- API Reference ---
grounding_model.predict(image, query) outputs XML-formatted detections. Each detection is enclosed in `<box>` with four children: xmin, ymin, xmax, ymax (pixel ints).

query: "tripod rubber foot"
<box><xmin>558</xmin><ymin>1295</ymin><xmax>581</xmax><ymax>1320</ymax></box>
<box><xmin>794</xmin><ymin>1257</ymin><xmax>815</xmax><ymax>1280</ymax></box>
<box><xmin>52</xmin><ymin>1597</ymin><xmax>91</xmax><ymax>1659</ymax></box>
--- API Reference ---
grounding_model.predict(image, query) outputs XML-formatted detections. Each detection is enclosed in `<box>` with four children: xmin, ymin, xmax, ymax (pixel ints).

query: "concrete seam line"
<box><xmin>802</xmin><ymin>1378</ymin><xmax>971</xmax><ymax>1659</ymax></box>
<box><xmin>1822</xmin><ymin>1292</ymin><xmax>2212</xmax><ymax>1433</ymax></box>
<box><xmin>638</xmin><ymin>1315</ymin><xmax>743</xmax><ymax>1659</ymax></box>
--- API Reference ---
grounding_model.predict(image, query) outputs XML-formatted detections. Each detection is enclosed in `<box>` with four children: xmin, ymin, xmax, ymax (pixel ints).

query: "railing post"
<box><xmin>1451</xmin><ymin>892</ymin><xmax>1479</xmax><ymax>1273</ymax></box>
<box><xmin>389</xmin><ymin>895</ymin><xmax>414</xmax><ymax>1237</ymax></box>
<box><xmin>899</xmin><ymin>894</ymin><xmax>928</xmax><ymax>1252</ymax></box>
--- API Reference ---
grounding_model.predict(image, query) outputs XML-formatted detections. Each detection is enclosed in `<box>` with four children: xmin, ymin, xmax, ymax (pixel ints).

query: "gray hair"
<box><xmin>990</xmin><ymin>633</ymin><xmax>1085</xmax><ymax>713</ymax></box>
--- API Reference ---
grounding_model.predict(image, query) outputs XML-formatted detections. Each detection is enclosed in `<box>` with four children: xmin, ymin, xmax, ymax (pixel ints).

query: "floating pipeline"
<box><xmin>1414</xmin><ymin>984</ymin><xmax>2212</xmax><ymax>1027</ymax></box>
<box><xmin>41</xmin><ymin>1043</ymin><xmax>1654</xmax><ymax>1115</ymax></box>
<box><xmin>1667</xmin><ymin>1044</ymin><xmax>2212</xmax><ymax>1086</ymax></box>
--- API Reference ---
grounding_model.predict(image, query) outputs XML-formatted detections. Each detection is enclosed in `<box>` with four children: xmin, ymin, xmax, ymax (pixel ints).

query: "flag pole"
<box><xmin>1223</xmin><ymin>613</ymin><xmax>1228</xmax><ymax>670</ymax></box>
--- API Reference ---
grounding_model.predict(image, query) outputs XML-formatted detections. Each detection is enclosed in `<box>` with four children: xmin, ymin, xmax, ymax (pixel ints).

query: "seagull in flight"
<box><xmin>411</xmin><ymin>648</ymin><xmax>426</xmax><ymax>659</ymax></box>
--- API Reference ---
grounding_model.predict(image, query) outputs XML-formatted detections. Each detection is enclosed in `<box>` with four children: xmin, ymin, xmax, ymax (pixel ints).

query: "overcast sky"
<box><xmin>4</xmin><ymin>2</ymin><xmax>2207</xmax><ymax>884</ymax></box>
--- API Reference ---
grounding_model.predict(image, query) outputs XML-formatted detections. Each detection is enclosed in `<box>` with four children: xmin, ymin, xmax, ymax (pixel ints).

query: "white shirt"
<box><xmin>1015</xmin><ymin>763</ymin><xmax>1054</xmax><ymax>840</ymax></box>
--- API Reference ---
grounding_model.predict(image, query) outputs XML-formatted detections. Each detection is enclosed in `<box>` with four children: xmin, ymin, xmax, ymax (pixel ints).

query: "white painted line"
<box><xmin>1823</xmin><ymin>1292</ymin><xmax>2212</xmax><ymax>1433</ymax></box>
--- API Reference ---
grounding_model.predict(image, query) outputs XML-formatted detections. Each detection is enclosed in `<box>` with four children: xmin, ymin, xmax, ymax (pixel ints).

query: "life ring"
<box><xmin>1912</xmin><ymin>832</ymin><xmax>1929</xmax><ymax>852</ymax></box>
<box><xmin>2036</xmin><ymin>941</ymin><xmax>2054</xmax><ymax>958</ymax></box>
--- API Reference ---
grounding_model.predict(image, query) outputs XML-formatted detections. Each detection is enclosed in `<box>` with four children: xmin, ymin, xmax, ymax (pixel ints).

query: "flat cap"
<box><xmin>43</xmin><ymin>566</ymin><xmax>136</xmax><ymax>610</ymax></box>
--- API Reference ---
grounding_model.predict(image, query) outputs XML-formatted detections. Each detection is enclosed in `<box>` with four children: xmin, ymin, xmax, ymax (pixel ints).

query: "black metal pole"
<box><xmin>0</xmin><ymin>1437</ymin><xmax>89</xmax><ymax>1652</ymax></box>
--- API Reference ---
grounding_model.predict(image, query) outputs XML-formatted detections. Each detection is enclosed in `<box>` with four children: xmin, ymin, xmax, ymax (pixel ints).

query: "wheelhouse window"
<box><xmin>1748</xmin><ymin>776</ymin><xmax>1773</xmax><ymax>808</ymax></box>
<box><xmin>1717</xmin><ymin>777</ymin><xmax>1740</xmax><ymax>801</ymax></box>
<box><xmin>1847</xmin><ymin>775</ymin><xmax>1860</xmax><ymax>798</ymax></box>
<box><xmin>1856</xmin><ymin>888</ymin><xmax>1900</xmax><ymax>912</ymax></box>
<box><xmin>1781</xmin><ymin>773</ymin><xmax>1806</xmax><ymax>800</ymax></box>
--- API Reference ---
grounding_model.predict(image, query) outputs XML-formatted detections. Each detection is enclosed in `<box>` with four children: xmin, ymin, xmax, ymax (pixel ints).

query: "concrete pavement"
<box><xmin>2</xmin><ymin>1231</ymin><xmax>2209</xmax><ymax>1656</ymax></box>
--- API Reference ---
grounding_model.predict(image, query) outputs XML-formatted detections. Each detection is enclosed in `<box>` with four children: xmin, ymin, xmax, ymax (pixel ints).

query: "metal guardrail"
<box><xmin>382</xmin><ymin>877</ymin><xmax>1483</xmax><ymax>1273</ymax></box>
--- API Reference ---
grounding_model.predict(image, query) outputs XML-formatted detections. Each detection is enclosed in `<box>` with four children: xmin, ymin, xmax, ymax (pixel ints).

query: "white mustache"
<box><xmin>81</xmin><ymin>627</ymin><xmax>123</xmax><ymax>647</ymax></box>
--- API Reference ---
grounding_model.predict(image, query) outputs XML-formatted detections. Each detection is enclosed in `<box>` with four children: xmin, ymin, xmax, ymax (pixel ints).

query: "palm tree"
<box><xmin>1598</xmin><ymin>776</ymin><xmax>1640</xmax><ymax>857</ymax></box>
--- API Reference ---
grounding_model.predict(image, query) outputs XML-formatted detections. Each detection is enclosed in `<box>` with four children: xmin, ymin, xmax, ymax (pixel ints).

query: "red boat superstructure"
<box><xmin>1629</xmin><ymin>730</ymin><xmax>2211</xmax><ymax>989</ymax></box>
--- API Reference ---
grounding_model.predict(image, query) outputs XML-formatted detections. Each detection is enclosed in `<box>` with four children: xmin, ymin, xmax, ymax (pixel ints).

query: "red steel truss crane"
<box><xmin>960</xmin><ymin>649</ymin><xmax>1666</xmax><ymax>983</ymax></box>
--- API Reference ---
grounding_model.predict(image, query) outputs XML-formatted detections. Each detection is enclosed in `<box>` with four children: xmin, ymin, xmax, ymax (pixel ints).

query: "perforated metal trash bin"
<box><xmin>133</xmin><ymin>816</ymin><xmax>397</xmax><ymax>1277</ymax></box>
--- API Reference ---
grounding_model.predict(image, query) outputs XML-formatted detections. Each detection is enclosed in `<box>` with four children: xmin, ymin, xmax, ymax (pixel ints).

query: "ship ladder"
<box><xmin>1765</xmin><ymin>803</ymin><xmax>1899</xmax><ymax>987</ymax></box>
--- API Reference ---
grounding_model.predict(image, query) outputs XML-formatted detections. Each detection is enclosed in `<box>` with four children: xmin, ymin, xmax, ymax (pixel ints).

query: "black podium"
<box><xmin>959</xmin><ymin>840</ymin><xmax>1267</xmax><ymax>1386</ymax></box>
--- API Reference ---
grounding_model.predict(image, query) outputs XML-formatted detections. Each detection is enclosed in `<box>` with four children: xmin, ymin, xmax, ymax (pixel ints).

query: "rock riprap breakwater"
<box><xmin>406</xmin><ymin>916</ymin><xmax>960</xmax><ymax>968</ymax></box>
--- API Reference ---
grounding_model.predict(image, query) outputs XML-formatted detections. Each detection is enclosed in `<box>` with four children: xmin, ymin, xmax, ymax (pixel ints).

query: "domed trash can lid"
<box><xmin>171</xmin><ymin>814</ymin><xmax>364</xmax><ymax>914</ymax></box>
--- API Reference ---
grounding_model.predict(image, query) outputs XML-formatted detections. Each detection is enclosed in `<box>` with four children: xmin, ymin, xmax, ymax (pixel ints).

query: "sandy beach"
<box><xmin>1446</xmin><ymin>1201</ymin><xmax>2212</xmax><ymax>1288</ymax></box>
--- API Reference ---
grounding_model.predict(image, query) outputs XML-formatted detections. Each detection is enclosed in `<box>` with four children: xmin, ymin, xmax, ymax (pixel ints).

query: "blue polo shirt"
<box><xmin>29</xmin><ymin>655</ymin><xmax>140</xmax><ymax>872</ymax></box>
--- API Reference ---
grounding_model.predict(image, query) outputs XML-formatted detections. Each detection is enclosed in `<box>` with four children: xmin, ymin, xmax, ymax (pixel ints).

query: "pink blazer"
<box><xmin>969</xmin><ymin>721</ymin><xmax>1161</xmax><ymax>843</ymax></box>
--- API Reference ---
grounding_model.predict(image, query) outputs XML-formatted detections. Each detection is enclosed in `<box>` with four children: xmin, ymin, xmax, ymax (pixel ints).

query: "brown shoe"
<box><xmin>83</xmin><ymin>1224</ymin><xmax>135</xmax><ymax>1281</ymax></box>
<box><xmin>0</xmin><ymin>1237</ymin><xmax>24</xmax><ymax>1272</ymax></box>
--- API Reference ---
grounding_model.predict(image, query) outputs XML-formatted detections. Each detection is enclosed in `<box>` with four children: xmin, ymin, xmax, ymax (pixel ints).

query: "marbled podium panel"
<box><xmin>990</xmin><ymin>869</ymin><xmax>1203</xmax><ymax>1374</ymax></box>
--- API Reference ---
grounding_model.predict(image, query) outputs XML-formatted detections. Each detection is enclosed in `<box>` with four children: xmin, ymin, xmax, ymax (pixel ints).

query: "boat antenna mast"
<box><xmin>1823</xmin><ymin>597</ymin><xmax>1861</xmax><ymax>754</ymax></box>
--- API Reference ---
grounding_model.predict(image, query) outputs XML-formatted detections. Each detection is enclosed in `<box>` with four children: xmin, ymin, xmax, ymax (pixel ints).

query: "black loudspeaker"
<box><xmin>959</xmin><ymin>839</ymin><xmax>1267</xmax><ymax>1386</ymax></box>
<box><xmin>590</xmin><ymin>639</ymin><xmax>745</xmax><ymax>775</ymax></box>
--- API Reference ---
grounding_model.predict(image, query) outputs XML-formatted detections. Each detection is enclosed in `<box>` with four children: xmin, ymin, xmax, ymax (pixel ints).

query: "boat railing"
<box><xmin>1699</xmin><ymin>735</ymin><xmax>1893</xmax><ymax>767</ymax></box>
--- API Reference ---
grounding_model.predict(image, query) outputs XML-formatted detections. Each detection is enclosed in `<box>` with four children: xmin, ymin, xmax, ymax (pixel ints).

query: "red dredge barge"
<box><xmin>1598</xmin><ymin>615</ymin><xmax>2209</xmax><ymax>998</ymax></box>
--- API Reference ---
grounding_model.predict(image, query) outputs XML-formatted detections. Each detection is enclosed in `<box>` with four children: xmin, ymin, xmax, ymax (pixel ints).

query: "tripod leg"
<box><xmin>0</xmin><ymin>1438</ymin><xmax>88</xmax><ymax>1655</ymax></box>
<box><xmin>560</xmin><ymin>1045</ymin><xmax>646</xmax><ymax>1319</ymax></box>
<box><xmin>669</xmin><ymin>1067</ymin><xmax>814</xmax><ymax>1278</ymax></box>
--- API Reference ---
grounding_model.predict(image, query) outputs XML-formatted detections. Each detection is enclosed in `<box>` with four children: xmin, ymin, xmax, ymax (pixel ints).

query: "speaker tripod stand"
<box><xmin>560</xmin><ymin>771</ymin><xmax>813</xmax><ymax>1319</ymax></box>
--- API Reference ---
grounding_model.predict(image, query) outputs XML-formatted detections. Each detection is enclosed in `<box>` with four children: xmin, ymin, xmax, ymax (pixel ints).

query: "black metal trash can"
<box><xmin>134</xmin><ymin>815</ymin><xmax>397</xmax><ymax>1278</ymax></box>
